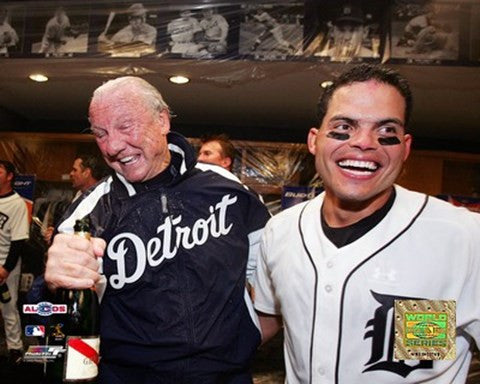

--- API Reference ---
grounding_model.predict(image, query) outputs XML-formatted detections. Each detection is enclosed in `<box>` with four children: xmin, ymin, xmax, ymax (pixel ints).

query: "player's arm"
<box><xmin>257</xmin><ymin>311</ymin><xmax>282</xmax><ymax>344</ymax></box>
<box><xmin>1</xmin><ymin>240</ymin><xmax>25</xmax><ymax>271</ymax></box>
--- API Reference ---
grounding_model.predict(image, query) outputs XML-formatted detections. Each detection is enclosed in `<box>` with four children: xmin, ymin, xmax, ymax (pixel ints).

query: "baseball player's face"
<box><xmin>89</xmin><ymin>91</ymin><xmax>171</xmax><ymax>183</ymax></box>
<box><xmin>308</xmin><ymin>80</ymin><xmax>411</xmax><ymax>209</ymax></box>
<box><xmin>198</xmin><ymin>141</ymin><xmax>230</xmax><ymax>170</ymax></box>
<box><xmin>70</xmin><ymin>158</ymin><xmax>89</xmax><ymax>191</ymax></box>
<box><xmin>0</xmin><ymin>165</ymin><xmax>13</xmax><ymax>190</ymax></box>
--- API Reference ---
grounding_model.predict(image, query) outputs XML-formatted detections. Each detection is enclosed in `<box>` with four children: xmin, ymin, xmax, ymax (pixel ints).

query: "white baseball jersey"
<box><xmin>111</xmin><ymin>23</ymin><xmax>157</xmax><ymax>45</ymax></box>
<box><xmin>0</xmin><ymin>192</ymin><xmax>29</xmax><ymax>264</ymax></box>
<box><xmin>200</xmin><ymin>14</ymin><xmax>228</xmax><ymax>42</ymax></box>
<box><xmin>0</xmin><ymin>22</ymin><xmax>19</xmax><ymax>53</ymax></box>
<box><xmin>167</xmin><ymin>17</ymin><xmax>201</xmax><ymax>44</ymax></box>
<box><xmin>255</xmin><ymin>185</ymin><xmax>480</xmax><ymax>384</ymax></box>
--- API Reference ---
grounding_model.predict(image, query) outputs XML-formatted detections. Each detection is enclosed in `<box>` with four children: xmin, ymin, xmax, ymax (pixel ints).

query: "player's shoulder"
<box><xmin>265</xmin><ymin>196</ymin><xmax>319</xmax><ymax>235</ymax></box>
<box><xmin>192</xmin><ymin>162</ymin><xmax>253</xmax><ymax>194</ymax></box>
<box><xmin>399</xmin><ymin>185</ymin><xmax>480</xmax><ymax>235</ymax></box>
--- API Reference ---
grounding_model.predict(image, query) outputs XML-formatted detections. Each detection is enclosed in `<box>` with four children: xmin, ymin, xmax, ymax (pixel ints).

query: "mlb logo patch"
<box><xmin>25</xmin><ymin>325</ymin><xmax>45</xmax><ymax>337</ymax></box>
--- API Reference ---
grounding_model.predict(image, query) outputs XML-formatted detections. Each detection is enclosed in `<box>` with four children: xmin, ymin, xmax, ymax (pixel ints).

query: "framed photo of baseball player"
<box><xmin>303</xmin><ymin>0</ymin><xmax>387</xmax><ymax>63</ymax></box>
<box><xmin>239</xmin><ymin>3</ymin><xmax>304</xmax><ymax>60</ymax></box>
<box><xmin>0</xmin><ymin>5</ymin><xmax>25</xmax><ymax>57</ymax></box>
<box><xmin>159</xmin><ymin>6</ymin><xmax>238</xmax><ymax>59</ymax></box>
<box><xmin>469</xmin><ymin>4</ymin><xmax>480</xmax><ymax>63</ymax></box>
<box><xmin>25</xmin><ymin>4</ymin><xmax>90</xmax><ymax>57</ymax></box>
<box><xmin>390</xmin><ymin>0</ymin><xmax>461</xmax><ymax>64</ymax></box>
<box><xmin>91</xmin><ymin>2</ymin><xmax>159</xmax><ymax>58</ymax></box>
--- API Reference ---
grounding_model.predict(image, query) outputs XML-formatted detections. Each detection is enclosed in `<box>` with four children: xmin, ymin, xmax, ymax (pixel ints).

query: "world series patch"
<box><xmin>394</xmin><ymin>299</ymin><xmax>456</xmax><ymax>360</ymax></box>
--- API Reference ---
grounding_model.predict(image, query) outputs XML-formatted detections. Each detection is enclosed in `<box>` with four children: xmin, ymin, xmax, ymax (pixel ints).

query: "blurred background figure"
<box><xmin>99</xmin><ymin>3</ymin><xmax>156</xmax><ymax>46</ymax></box>
<box><xmin>0</xmin><ymin>160</ymin><xmax>29</xmax><ymax>366</ymax></box>
<box><xmin>250</xmin><ymin>6</ymin><xmax>296</xmax><ymax>54</ymax></box>
<box><xmin>167</xmin><ymin>9</ymin><xmax>204</xmax><ymax>55</ymax></box>
<box><xmin>318</xmin><ymin>4</ymin><xmax>374</xmax><ymax>61</ymax></box>
<box><xmin>43</xmin><ymin>154</ymin><xmax>108</xmax><ymax>244</ymax></box>
<box><xmin>199</xmin><ymin>7</ymin><xmax>228</xmax><ymax>55</ymax></box>
<box><xmin>198</xmin><ymin>134</ymin><xmax>236</xmax><ymax>172</ymax></box>
<box><xmin>0</xmin><ymin>8</ymin><xmax>19</xmax><ymax>54</ymax></box>
<box><xmin>39</xmin><ymin>7</ymin><xmax>73</xmax><ymax>54</ymax></box>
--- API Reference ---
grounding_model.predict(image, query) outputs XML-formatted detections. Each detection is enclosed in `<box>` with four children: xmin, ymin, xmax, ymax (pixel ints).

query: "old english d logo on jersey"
<box><xmin>363</xmin><ymin>291</ymin><xmax>433</xmax><ymax>377</ymax></box>
<box><xmin>0</xmin><ymin>212</ymin><xmax>8</xmax><ymax>229</ymax></box>
<box><xmin>107</xmin><ymin>194</ymin><xmax>238</xmax><ymax>290</ymax></box>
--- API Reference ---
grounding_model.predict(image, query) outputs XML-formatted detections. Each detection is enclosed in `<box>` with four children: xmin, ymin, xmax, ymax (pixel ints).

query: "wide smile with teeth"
<box><xmin>119</xmin><ymin>155</ymin><xmax>138</xmax><ymax>165</ymax></box>
<box><xmin>337</xmin><ymin>159</ymin><xmax>379</xmax><ymax>175</ymax></box>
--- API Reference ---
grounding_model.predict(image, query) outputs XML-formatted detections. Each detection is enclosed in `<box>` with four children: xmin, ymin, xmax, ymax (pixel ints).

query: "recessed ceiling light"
<box><xmin>29</xmin><ymin>73</ymin><xmax>49</xmax><ymax>82</ymax></box>
<box><xmin>169</xmin><ymin>75</ymin><xmax>190</xmax><ymax>85</ymax></box>
<box><xmin>320</xmin><ymin>80</ymin><xmax>333</xmax><ymax>89</ymax></box>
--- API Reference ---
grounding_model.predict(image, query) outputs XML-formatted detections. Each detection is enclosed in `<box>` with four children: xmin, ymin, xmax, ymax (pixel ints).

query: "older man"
<box><xmin>254</xmin><ymin>64</ymin><xmax>480</xmax><ymax>383</ymax></box>
<box><xmin>45</xmin><ymin>77</ymin><xmax>270</xmax><ymax>383</ymax></box>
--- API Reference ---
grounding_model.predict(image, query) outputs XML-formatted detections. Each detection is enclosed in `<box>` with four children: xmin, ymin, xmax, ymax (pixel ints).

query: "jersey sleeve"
<box><xmin>10</xmin><ymin>198</ymin><xmax>29</xmax><ymax>241</ymax></box>
<box><xmin>460</xmin><ymin>213</ymin><xmax>480</xmax><ymax>347</ymax></box>
<box><xmin>254</xmin><ymin>223</ymin><xmax>281</xmax><ymax>315</ymax></box>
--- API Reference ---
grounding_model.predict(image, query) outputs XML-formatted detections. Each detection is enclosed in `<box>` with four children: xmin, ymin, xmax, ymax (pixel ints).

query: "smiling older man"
<box><xmin>45</xmin><ymin>76</ymin><xmax>270</xmax><ymax>383</ymax></box>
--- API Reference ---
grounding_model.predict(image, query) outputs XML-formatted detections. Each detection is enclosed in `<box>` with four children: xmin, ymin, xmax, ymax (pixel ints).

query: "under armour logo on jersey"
<box><xmin>0</xmin><ymin>213</ymin><xmax>8</xmax><ymax>229</ymax></box>
<box><xmin>372</xmin><ymin>267</ymin><xmax>396</xmax><ymax>282</ymax></box>
<box><xmin>107</xmin><ymin>194</ymin><xmax>238</xmax><ymax>289</ymax></box>
<box><xmin>363</xmin><ymin>290</ymin><xmax>433</xmax><ymax>377</ymax></box>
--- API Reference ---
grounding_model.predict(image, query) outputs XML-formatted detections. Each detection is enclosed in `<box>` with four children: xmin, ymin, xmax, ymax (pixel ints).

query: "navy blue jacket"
<box><xmin>57</xmin><ymin>132</ymin><xmax>270</xmax><ymax>380</ymax></box>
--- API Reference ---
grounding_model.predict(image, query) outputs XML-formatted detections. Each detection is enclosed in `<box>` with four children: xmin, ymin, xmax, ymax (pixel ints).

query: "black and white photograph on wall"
<box><xmin>391</xmin><ymin>0</ymin><xmax>460</xmax><ymax>63</ymax></box>
<box><xmin>93</xmin><ymin>2</ymin><xmax>158</xmax><ymax>57</ymax></box>
<box><xmin>26</xmin><ymin>4</ymin><xmax>89</xmax><ymax>57</ymax></box>
<box><xmin>239</xmin><ymin>3</ymin><xmax>304</xmax><ymax>60</ymax></box>
<box><xmin>469</xmin><ymin>4</ymin><xmax>480</xmax><ymax>63</ymax></box>
<box><xmin>161</xmin><ymin>6</ymin><xmax>237</xmax><ymax>59</ymax></box>
<box><xmin>303</xmin><ymin>1</ymin><xmax>386</xmax><ymax>63</ymax></box>
<box><xmin>0</xmin><ymin>5</ymin><xmax>24</xmax><ymax>56</ymax></box>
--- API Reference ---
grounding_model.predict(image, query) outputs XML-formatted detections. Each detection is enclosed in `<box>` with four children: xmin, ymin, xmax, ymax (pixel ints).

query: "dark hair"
<box><xmin>317</xmin><ymin>64</ymin><xmax>413</xmax><ymax>130</ymax></box>
<box><xmin>0</xmin><ymin>160</ymin><xmax>16</xmax><ymax>183</ymax></box>
<box><xmin>200</xmin><ymin>134</ymin><xmax>236</xmax><ymax>166</ymax></box>
<box><xmin>77</xmin><ymin>154</ymin><xmax>110</xmax><ymax>181</ymax></box>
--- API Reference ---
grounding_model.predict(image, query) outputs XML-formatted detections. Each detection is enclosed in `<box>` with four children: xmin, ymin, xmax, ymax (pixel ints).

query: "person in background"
<box><xmin>43</xmin><ymin>154</ymin><xmax>108</xmax><ymax>244</ymax></box>
<box><xmin>199</xmin><ymin>7</ymin><xmax>229</xmax><ymax>55</ymax></box>
<box><xmin>44</xmin><ymin>76</ymin><xmax>270</xmax><ymax>383</ymax></box>
<box><xmin>0</xmin><ymin>7</ymin><xmax>19</xmax><ymax>54</ymax></box>
<box><xmin>39</xmin><ymin>7</ymin><xmax>72</xmax><ymax>54</ymax></box>
<box><xmin>254</xmin><ymin>63</ymin><xmax>480</xmax><ymax>383</ymax></box>
<box><xmin>98</xmin><ymin>3</ymin><xmax>157</xmax><ymax>46</ymax></box>
<box><xmin>197</xmin><ymin>133</ymin><xmax>236</xmax><ymax>172</ymax></box>
<box><xmin>70</xmin><ymin>154</ymin><xmax>109</xmax><ymax>202</ymax></box>
<box><xmin>249</xmin><ymin>6</ymin><xmax>296</xmax><ymax>54</ymax></box>
<box><xmin>317</xmin><ymin>4</ymin><xmax>374</xmax><ymax>60</ymax></box>
<box><xmin>0</xmin><ymin>160</ymin><xmax>29</xmax><ymax>366</ymax></box>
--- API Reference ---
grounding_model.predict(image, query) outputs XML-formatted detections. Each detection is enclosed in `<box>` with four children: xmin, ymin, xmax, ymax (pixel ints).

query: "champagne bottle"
<box><xmin>46</xmin><ymin>217</ymin><xmax>100</xmax><ymax>383</ymax></box>
<box><xmin>0</xmin><ymin>282</ymin><xmax>11</xmax><ymax>303</ymax></box>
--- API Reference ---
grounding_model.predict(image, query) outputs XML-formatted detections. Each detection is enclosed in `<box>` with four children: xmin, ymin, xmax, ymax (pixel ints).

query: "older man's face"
<box><xmin>89</xmin><ymin>91</ymin><xmax>170</xmax><ymax>183</ymax></box>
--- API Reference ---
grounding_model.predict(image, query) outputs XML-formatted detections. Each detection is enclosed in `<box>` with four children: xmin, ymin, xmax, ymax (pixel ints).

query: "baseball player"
<box><xmin>167</xmin><ymin>10</ymin><xmax>206</xmax><ymax>55</ymax></box>
<box><xmin>250</xmin><ymin>7</ymin><xmax>296</xmax><ymax>53</ymax></box>
<box><xmin>100</xmin><ymin>3</ymin><xmax>157</xmax><ymax>46</ymax></box>
<box><xmin>254</xmin><ymin>64</ymin><xmax>480</xmax><ymax>383</ymax></box>
<box><xmin>44</xmin><ymin>77</ymin><xmax>270</xmax><ymax>383</ymax></box>
<box><xmin>0</xmin><ymin>8</ymin><xmax>19</xmax><ymax>54</ymax></box>
<box><xmin>39</xmin><ymin>7</ymin><xmax>71</xmax><ymax>54</ymax></box>
<box><xmin>0</xmin><ymin>160</ymin><xmax>29</xmax><ymax>365</ymax></box>
<box><xmin>199</xmin><ymin>8</ymin><xmax>228</xmax><ymax>55</ymax></box>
